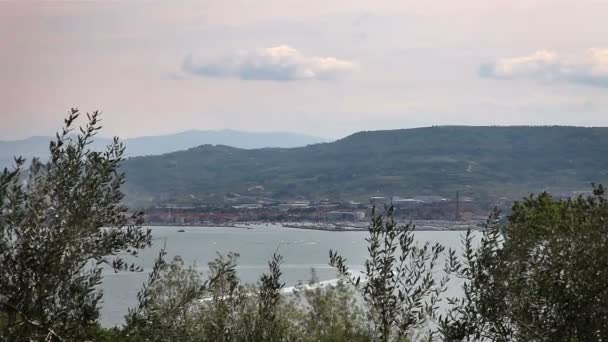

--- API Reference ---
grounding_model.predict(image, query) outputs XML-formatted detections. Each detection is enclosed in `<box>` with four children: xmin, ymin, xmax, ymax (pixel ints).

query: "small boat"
<box><xmin>177</xmin><ymin>229</ymin><xmax>186</xmax><ymax>233</ymax></box>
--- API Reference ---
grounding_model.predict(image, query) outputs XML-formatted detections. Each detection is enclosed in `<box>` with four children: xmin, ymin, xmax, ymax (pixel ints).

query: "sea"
<box><xmin>100</xmin><ymin>224</ymin><xmax>468</xmax><ymax>327</ymax></box>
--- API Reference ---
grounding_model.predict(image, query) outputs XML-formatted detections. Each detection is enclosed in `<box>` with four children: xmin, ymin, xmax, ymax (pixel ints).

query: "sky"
<box><xmin>1</xmin><ymin>0</ymin><xmax>607</xmax><ymax>140</ymax></box>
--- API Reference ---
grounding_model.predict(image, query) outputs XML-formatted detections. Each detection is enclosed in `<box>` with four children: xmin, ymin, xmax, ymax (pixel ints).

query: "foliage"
<box><xmin>116</xmin><ymin>251</ymin><xmax>374</xmax><ymax>342</ymax></box>
<box><xmin>439</xmin><ymin>210</ymin><xmax>512</xmax><ymax>342</ymax></box>
<box><xmin>0</xmin><ymin>109</ymin><xmax>152</xmax><ymax>341</ymax></box>
<box><xmin>118</xmin><ymin>251</ymin><xmax>303</xmax><ymax>342</ymax></box>
<box><xmin>330</xmin><ymin>206</ymin><xmax>449</xmax><ymax>342</ymax></box>
<box><xmin>255</xmin><ymin>252</ymin><xmax>290</xmax><ymax>341</ymax></box>
<box><xmin>197</xmin><ymin>252</ymin><xmax>255</xmax><ymax>341</ymax></box>
<box><xmin>440</xmin><ymin>185</ymin><xmax>608</xmax><ymax>341</ymax></box>
<box><xmin>291</xmin><ymin>276</ymin><xmax>369</xmax><ymax>342</ymax></box>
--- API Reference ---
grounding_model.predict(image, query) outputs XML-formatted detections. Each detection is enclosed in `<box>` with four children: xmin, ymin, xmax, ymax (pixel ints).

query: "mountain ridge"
<box><xmin>120</xmin><ymin>125</ymin><xmax>608</xmax><ymax>205</ymax></box>
<box><xmin>0</xmin><ymin>129</ymin><xmax>326</xmax><ymax>168</ymax></box>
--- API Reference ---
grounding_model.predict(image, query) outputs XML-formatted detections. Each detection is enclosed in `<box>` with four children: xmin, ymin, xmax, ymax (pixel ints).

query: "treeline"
<box><xmin>1</xmin><ymin>111</ymin><xmax>608</xmax><ymax>341</ymax></box>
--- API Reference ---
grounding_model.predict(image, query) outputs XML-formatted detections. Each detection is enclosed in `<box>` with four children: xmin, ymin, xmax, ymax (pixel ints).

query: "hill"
<box><xmin>0</xmin><ymin>130</ymin><xmax>325</xmax><ymax>168</ymax></box>
<box><xmin>121</xmin><ymin>126</ymin><xmax>608</xmax><ymax>205</ymax></box>
<box><xmin>0</xmin><ymin>136</ymin><xmax>52</xmax><ymax>169</ymax></box>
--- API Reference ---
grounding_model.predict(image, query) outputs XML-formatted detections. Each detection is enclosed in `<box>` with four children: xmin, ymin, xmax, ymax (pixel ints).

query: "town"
<box><xmin>142</xmin><ymin>193</ymin><xmax>503</xmax><ymax>229</ymax></box>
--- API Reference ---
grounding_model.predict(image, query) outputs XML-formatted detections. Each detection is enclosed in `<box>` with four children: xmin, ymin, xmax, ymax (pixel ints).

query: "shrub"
<box><xmin>330</xmin><ymin>206</ymin><xmax>449</xmax><ymax>342</ymax></box>
<box><xmin>441</xmin><ymin>186</ymin><xmax>608</xmax><ymax>341</ymax></box>
<box><xmin>0</xmin><ymin>109</ymin><xmax>152</xmax><ymax>341</ymax></box>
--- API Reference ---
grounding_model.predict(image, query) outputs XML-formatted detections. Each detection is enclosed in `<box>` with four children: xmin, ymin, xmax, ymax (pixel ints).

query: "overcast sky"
<box><xmin>1</xmin><ymin>0</ymin><xmax>607</xmax><ymax>140</ymax></box>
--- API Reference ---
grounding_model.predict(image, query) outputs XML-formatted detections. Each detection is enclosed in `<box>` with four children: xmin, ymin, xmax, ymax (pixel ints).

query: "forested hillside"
<box><xmin>122</xmin><ymin>126</ymin><xmax>608</xmax><ymax>204</ymax></box>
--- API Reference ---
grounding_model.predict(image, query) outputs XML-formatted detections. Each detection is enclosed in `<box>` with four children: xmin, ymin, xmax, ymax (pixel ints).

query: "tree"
<box><xmin>292</xmin><ymin>277</ymin><xmax>369</xmax><ymax>342</ymax></box>
<box><xmin>120</xmin><ymin>251</ymin><xmax>300</xmax><ymax>342</ymax></box>
<box><xmin>330</xmin><ymin>206</ymin><xmax>449</xmax><ymax>342</ymax></box>
<box><xmin>439</xmin><ymin>210</ymin><xmax>513</xmax><ymax>342</ymax></box>
<box><xmin>0</xmin><ymin>109</ymin><xmax>152</xmax><ymax>341</ymax></box>
<box><xmin>441</xmin><ymin>186</ymin><xmax>608</xmax><ymax>341</ymax></box>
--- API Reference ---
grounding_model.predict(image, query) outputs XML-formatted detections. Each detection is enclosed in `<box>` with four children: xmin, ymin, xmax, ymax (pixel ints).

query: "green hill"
<box><xmin>122</xmin><ymin>126</ymin><xmax>608</xmax><ymax>205</ymax></box>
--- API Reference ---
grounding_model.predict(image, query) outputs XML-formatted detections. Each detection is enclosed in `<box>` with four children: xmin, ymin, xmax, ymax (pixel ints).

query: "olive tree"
<box><xmin>0</xmin><ymin>109</ymin><xmax>152</xmax><ymax>341</ymax></box>
<box><xmin>441</xmin><ymin>186</ymin><xmax>608</xmax><ymax>341</ymax></box>
<box><xmin>291</xmin><ymin>276</ymin><xmax>369</xmax><ymax>342</ymax></box>
<box><xmin>330</xmin><ymin>206</ymin><xmax>450</xmax><ymax>342</ymax></box>
<box><xmin>121</xmin><ymin>251</ymin><xmax>300</xmax><ymax>342</ymax></box>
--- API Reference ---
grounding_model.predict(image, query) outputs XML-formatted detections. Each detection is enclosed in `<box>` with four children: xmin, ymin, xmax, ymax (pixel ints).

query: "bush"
<box><xmin>0</xmin><ymin>109</ymin><xmax>152</xmax><ymax>341</ymax></box>
<box><xmin>121</xmin><ymin>251</ymin><xmax>304</xmax><ymax>342</ymax></box>
<box><xmin>330</xmin><ymin>206</ymin><xmax>450</xmax><ymax>342</ymax></box>
<box><xmin>441</xmin><ymin>186</ymin><xmax>608</xmax><ymax>341</ymax></box>
<box><xmin>291</xmin><ymin>275</ymin><xmax>369</xmax><ymax>342</ymax></box>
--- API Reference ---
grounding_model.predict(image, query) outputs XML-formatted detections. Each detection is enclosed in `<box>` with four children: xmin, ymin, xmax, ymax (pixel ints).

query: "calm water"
<box><xmin>101</xmin><ymin>225</ymin><xmax>467</xmax><ymax>326</ymax></box>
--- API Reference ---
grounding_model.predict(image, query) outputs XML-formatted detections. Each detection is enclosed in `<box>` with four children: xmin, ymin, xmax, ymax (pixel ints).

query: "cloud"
<box><xmin>480</xmin><ymin>48</ymin><xmax>608</xmax><ymax>87</ymax></box>
<box><xmin>182</xmin><ymin>45</ymin><xmax>358</xmax><ymax>81</ymax></box>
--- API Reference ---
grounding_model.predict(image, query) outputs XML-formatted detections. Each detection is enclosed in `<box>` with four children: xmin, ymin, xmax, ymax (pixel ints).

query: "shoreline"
<box><xmin>144</xmin><ymin>221</ymin><xmax>478</xmax><ymax>232</ymax></box>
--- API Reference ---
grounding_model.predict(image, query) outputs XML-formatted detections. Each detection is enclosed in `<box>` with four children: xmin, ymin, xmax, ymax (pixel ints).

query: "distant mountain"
<box><xmin>121</xmin><ymin>126</ymin><xmax>608</xmax><ymax>205</ymax></box>
<box><xmin>0</xmin><ymin>136</ymin><xmax>61</xmax><ymax>169</ymax></box>
<box><xmin>0</xmin><ymin>130</ymin><xmax>326</xmax><ymax>168</ymax></box>
<box><xmin>122</xmin><ymin>130</ymin><xmax>326</xmax><ymax>156</ymax></box>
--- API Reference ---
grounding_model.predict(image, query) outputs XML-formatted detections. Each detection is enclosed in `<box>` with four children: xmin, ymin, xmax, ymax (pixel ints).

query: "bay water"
<box><xmin>101</xmin><ymin>225</ymin><xmax>467</xmax><ymax>327</ymax></box>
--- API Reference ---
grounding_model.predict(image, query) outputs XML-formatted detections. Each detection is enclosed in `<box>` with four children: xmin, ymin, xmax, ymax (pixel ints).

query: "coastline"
<box><xmin>144</xmin><ymin>221</ymin><xmax>479</xmax><ymax>232</ymax></box>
